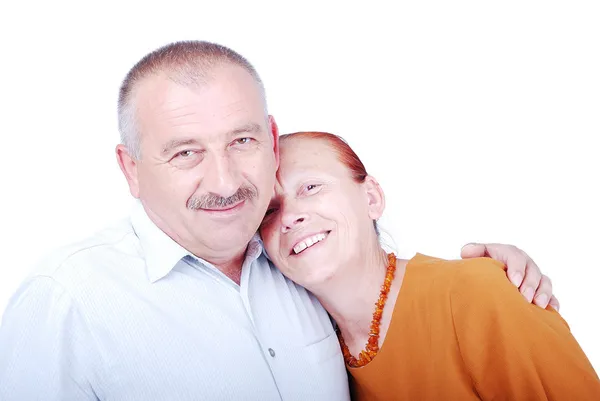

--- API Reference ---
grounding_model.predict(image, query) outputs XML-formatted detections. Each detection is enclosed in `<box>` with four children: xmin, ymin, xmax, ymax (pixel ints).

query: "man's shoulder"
<box><xmin>31</xmin><ymin>217</ymin><xmax>140</xmax><ymax>282</ymax></box>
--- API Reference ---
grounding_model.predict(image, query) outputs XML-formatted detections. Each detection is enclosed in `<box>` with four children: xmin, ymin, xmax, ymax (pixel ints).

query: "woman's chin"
<box><xmin>285</xmin><ymin>244</ymin><xmax>340</xmax><ymax>287</ymax></box>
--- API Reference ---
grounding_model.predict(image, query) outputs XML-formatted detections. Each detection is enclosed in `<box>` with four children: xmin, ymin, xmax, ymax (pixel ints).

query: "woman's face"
<box><xmin>259</xmin><ymin>137</ymin><xmax>384</xmax><ymax>288</ymax></box>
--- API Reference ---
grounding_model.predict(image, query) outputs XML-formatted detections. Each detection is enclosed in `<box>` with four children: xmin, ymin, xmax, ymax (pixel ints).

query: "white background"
<box><xmin>1</xmin><ymin>1</ymin><xmax>598</xmax><ymax>370</ymax></box>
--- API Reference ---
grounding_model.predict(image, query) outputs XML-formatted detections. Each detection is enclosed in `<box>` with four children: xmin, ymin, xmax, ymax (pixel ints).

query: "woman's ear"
<box><xmin>364</xmin><ymin>175</ymin><xmax>385</xmax><ymax>220</ymax></box>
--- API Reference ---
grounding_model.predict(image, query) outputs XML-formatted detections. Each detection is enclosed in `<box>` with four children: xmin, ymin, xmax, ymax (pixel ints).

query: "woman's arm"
<box><xmin>450</xmin><ymin>258</ymin><xmax>600</xmax><ymax>400</ymax></box>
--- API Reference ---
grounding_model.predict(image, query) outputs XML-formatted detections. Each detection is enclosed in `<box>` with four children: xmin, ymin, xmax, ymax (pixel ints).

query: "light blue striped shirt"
<box><xmin>0</xmin><ymin>201</ymin><xmax>349</xmax><ymax>400</ymax></box>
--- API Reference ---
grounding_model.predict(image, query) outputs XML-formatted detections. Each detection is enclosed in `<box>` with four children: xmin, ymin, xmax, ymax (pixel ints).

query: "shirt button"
<box><xmin>268</xmin><ymin>348</ymin><xmax>276</xmax><ymax>357</ymax></box>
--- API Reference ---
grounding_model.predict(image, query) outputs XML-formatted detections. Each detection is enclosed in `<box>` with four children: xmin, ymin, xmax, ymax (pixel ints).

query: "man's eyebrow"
<box><xmin>227</xmin><ymin>122</ymin><xmax>263</xmax><ymax>138</ymax></box>
<box><xmin>161</xmin><ymin>138</ymin><xmax>199</xmax><ymax>155</ymax></box>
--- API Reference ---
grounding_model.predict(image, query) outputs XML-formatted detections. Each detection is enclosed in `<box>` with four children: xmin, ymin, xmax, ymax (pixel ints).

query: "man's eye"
<box><xmin>234</xmin><ymin>137</ymin><xmax>252</xmax><ymax>145</ymax></box>
<box><xmin>169</xmin><ymin>150</ymin><xmax>203</xmax><ymax>169</ymax></box>
<box><xmin>306</xmin><ymin>184</ymin><xmax>320</xmax><ymax>191</ymax></box>
<box><xmin>177</xmin><ymin>150</ymin><xmax>195</xmax><ymax>158</ymax></box>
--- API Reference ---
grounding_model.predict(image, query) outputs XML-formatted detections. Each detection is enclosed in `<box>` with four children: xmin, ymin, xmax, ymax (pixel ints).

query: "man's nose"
<box><xmin>202</xmin><ymin>153</ymin><xmax>240</xmax><ymax>198</ymax></box>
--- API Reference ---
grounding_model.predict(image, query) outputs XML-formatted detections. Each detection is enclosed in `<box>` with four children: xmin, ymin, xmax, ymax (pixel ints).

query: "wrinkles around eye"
<box><xmin>170</xmin><ymin>150</ymin><xmax>203</xmax><ymax>168</ymax></box>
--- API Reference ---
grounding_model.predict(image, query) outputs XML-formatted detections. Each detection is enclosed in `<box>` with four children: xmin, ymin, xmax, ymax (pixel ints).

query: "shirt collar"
<box><xmin>130</xmin><ymin>200</ymin><xmax>267</xmax><ymax>283</ymax></box>
<box><xmin>130</xmin><ymin>201</ymin><xmax>192</xmax><ymax>283</ymax></box>
<box><xmin>245</xmin><ymin>233</ymin><xmax>265</xmax><ymax>264</ymax></box>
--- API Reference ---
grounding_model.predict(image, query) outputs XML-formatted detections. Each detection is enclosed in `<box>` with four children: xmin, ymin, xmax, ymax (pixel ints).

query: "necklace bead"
<box><xmin>336</xmin><ymin>253</ymin><xmax>397</xmax><ymax>368</ymax></box>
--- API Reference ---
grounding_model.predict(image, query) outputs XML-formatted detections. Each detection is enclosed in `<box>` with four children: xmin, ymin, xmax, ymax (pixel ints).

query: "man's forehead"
<box><xmin>136</xmin><ymin>68</ymin><xmax>263</xmax><ymax>113</ymax></box>
<box><xmin>134</xmin><ymin>74</ymin><xmax>267</xmax><ymax>142</ymax></box>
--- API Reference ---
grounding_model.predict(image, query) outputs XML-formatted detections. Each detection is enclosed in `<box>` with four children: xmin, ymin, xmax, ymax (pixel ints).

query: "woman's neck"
<box><xmin>308</xmin><ymin>243</ymin><xmax>408</xmax><ymax>356</ymax></box>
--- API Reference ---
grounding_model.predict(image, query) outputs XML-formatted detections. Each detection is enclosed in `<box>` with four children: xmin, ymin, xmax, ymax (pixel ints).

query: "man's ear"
<box><xmin>268</xmin><ymin>115</ymin><xmax>280</xmax><ymax>169</ymax></box>
<box><xmin>364</xmin><ymin>175</ymin><xmax>385</xmax><ymax>220</ymax></box>
<box><xmin>115</xmin><ymin>144</ymin><xmax>140</xmax><ymax>198</ymax></box>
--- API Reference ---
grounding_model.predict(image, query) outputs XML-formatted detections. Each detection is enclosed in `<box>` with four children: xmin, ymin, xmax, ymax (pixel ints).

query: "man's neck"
<box><xmin>142</xmin><ymin>204</ymin><xmax>249</xmax><ymax>285</ymax></box>
<box><xmin>210</xmin><ymin>252</ymin><xmax>246</xmax><ymax>285</ymax></box>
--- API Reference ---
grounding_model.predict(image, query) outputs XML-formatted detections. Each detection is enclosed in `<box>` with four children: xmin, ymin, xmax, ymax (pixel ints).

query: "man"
<box><xmin>0</xmin><ymin>41</ymin><xmax>556</xmax><ymax>400</ymax></box>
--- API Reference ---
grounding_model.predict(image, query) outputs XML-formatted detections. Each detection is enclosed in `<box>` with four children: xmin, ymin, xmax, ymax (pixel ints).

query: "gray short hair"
<box><xmin>117</xmin><ymin>41</ymin><xmax>267</xmax><ymax>159</ymax></box>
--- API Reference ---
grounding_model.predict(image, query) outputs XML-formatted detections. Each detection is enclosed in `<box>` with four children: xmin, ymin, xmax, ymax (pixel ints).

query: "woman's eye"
<box><xmin>261</xmin><ymin>207</ymin><xmax>279</xmax><ymax>226</ymax></box>
<box><xmin>265</xmin><ymin>207</ymin><xmax>278</xmax><ymax>216</ymax></box>
<box><xmin>299</xmin><ymin>184</ymin><xmax>322</xmax><ymax>196</ymax></box>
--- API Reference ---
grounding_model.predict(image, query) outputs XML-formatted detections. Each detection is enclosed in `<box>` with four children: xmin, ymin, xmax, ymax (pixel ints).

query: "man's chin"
<box><xmin>200</xmin><ymin>228</ymin><xmax>259</xmax><ymax>254</ymax></box>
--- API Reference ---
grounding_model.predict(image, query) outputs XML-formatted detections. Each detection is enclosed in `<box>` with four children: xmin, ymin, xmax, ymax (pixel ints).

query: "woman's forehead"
<box><xmin>279</xmin><ymin>137</ymin><xmax>337</xmax><ymax>166</ymax></box>
<box><xmin>277</xmin><ymin>138</ymin><xmax>350</xmax><ymax>184</ymax></box>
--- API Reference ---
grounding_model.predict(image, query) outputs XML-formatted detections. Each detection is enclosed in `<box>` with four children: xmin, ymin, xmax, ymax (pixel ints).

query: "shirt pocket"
<box><xmin>302</xmin><ymin>332</ymin><xmax>343</xmax><ymax>364</ymax></box>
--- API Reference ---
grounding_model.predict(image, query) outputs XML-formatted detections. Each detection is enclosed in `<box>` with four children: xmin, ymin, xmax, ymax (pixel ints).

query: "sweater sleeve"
<box><xmin>450</xmin><ymin>258</ymin><xmax>600</xmax><ymax>400</ymax></box>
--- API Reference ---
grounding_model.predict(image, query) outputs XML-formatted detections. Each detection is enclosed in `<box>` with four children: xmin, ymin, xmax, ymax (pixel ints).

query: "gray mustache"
<box><xmin>187</xmin><ymin>186</ymin><xmax>257</xmax><ymax>210</ymax></box>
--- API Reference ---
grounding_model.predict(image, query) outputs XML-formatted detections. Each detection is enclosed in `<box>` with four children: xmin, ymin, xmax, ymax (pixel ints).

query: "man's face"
<box><xmin>123</xmin><ymin>64</ymin><xmax>279</xmax><ymax>262</ymax></box>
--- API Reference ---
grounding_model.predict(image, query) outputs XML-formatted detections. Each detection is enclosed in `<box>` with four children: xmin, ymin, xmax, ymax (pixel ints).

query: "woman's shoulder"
<box><xmin>407</xmin><ymin>253</ymin><xmax>509</xmax><ymax>300</ymax></box>
<box><xmin>413</xmin><ymin>254</ymin><xmax>540</xmax><ymax>315</ymax></box>
<box><xmin>408</xmin><ymin>253</ymin><xmax>505</xmax><ymax>281</ymax></box>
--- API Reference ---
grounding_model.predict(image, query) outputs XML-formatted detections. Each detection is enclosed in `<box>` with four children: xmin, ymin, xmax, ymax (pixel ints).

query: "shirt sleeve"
<box><xmin>0</xmin><ymin>275</ymin><xmax>99</xmax><ymax>401</ymax></box>
<box><xmin>450</xmin><ymin>258</ymin><xmax>600</xmax><ymax>400</ymax></box>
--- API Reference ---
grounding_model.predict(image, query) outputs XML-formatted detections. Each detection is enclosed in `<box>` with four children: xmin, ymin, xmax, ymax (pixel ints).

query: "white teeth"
<box><xmin>295</xmin><ymin>243</ymin><xmax>307</xmax><ymax>254</ymax></box>
<box><xmin>293</xmin><ymin>233</ymin><xmax>327</xmax><ymax>254</ymax></box>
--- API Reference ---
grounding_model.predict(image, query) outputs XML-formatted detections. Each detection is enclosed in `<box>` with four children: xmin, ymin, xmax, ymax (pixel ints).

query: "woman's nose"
<box><xmin>281</xmin><ymin>211</ymin><xmax>308</xmax><ymax>233</ymax></box>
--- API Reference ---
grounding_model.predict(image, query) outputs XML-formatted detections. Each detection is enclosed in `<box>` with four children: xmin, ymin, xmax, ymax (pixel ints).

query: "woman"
<box><xmin>260</xmin><ymin>131</ymin><xmax>600</xmax><ymax>400</ymax></box>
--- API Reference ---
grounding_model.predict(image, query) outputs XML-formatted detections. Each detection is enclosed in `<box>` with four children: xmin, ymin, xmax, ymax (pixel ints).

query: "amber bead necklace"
<box><xmin>336</xmin><ymin>252</ymin><xmax>397</xmax><ymax>368</ymax></box>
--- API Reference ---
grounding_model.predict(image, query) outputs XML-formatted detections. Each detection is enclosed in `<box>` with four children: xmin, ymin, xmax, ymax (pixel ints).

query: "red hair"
<box><xmin>279</xmin><ymin>131</ymin><xmax>368</xmax><ymax>183</ymax></box>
